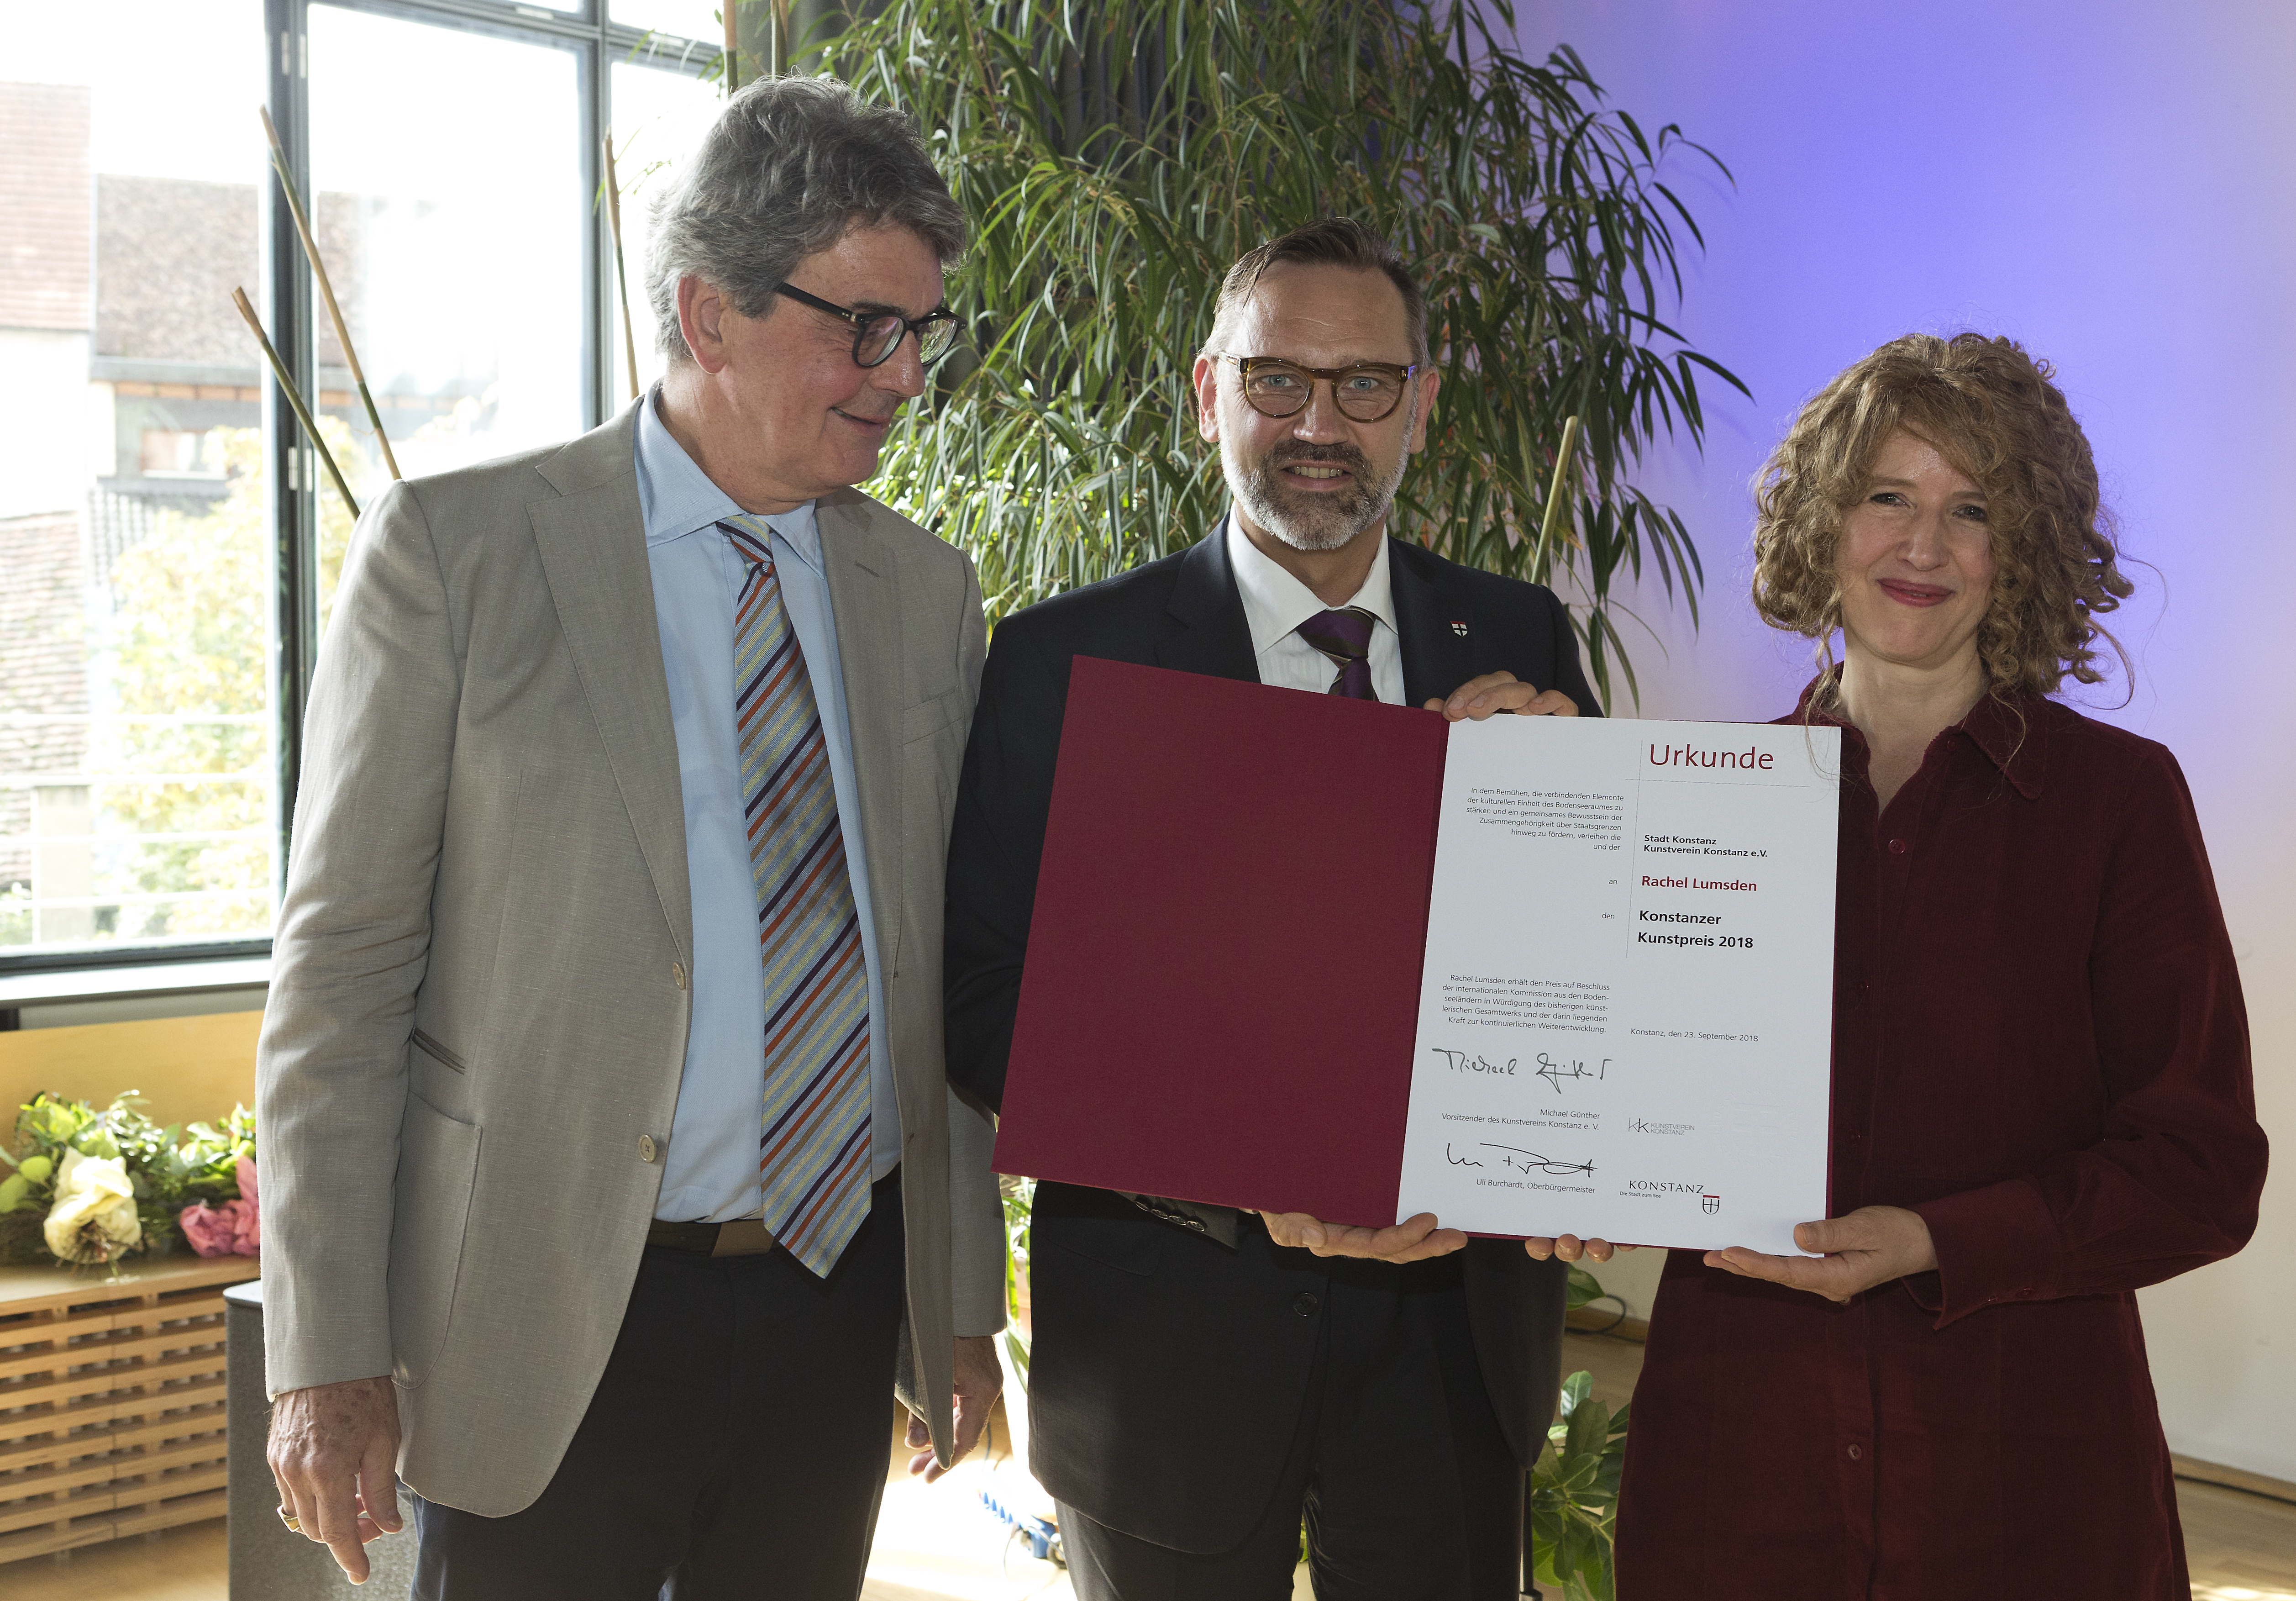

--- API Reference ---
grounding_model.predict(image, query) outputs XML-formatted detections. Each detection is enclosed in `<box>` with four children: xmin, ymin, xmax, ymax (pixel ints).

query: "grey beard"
<box><xmin>1227</xmin><ymin>442</ymin><xmax>1409</xmax><ymax>553</ymax></box>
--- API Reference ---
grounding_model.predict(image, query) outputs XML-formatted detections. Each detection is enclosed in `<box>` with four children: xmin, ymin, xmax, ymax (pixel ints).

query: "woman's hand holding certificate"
<box><xmin>1703</xmin><ymin>1205</ymin><xmax>1938</xmax><ymax>1301</ymax></box>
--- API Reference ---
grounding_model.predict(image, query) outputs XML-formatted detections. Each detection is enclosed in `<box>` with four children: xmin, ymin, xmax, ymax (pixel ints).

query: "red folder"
<box><xmin>991</xmin><ymin>657</ymin><xmax>1448</xmax><ymax>1227</ymax></box>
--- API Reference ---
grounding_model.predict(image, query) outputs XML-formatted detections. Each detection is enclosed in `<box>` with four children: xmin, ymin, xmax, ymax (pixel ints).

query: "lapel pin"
<box><xmin>1450</xmin><ymin>620</ymin><xmax>1468</xmax><ymax>637</ymax></box>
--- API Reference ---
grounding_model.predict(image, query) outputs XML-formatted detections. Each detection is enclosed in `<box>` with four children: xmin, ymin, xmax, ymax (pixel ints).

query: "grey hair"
<box><xmin>645</xmin><ymin>75</ymin><xmax>966</xmax><ymax>364</ymax></box>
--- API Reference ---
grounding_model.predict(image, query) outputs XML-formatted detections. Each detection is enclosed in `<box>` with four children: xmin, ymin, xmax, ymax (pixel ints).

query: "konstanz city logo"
<box><xmin>1702</xmin><ymin>1193</ymin><xmax>1721</xmax><ymax>1214</ymax></box>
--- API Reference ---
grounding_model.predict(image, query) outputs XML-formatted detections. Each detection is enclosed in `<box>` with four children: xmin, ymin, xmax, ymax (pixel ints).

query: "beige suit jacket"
<box><xmin>255</xmin><ymin>403</ymin><xmax>1001</xmax><ymax>1516</ymax></box>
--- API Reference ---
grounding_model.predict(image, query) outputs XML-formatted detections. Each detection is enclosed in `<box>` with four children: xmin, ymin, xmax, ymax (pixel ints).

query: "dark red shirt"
<box><xmin>1616</xmin><ymin>688</ymin><xmax>2266</xmax><ymax>1598</ymax></box>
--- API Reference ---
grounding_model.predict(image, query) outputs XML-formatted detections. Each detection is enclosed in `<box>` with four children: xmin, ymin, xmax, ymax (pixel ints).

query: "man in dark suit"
<box><xmin>943</xmin><ymin>219</ymin><xmax>1597</xmax><ymax>1599</ymax></box>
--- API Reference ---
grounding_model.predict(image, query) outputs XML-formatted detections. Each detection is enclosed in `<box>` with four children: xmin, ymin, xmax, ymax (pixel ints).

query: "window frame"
<box><xmin>0</xmin><ymin>0</ymin><xmax>720</xmax><ymax>982</ymax></box>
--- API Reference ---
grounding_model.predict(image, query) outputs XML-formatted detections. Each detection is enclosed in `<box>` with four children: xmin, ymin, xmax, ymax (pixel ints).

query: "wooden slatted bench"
<box><xmin>0</xmin><ymin>1253</ymin><xmax>257</xmax><ymax>1564</ymax></box>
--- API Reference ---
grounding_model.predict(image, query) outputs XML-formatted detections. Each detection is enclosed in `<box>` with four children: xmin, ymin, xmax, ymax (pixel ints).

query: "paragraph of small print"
<box><xmin>1440</xmin><ymin>975</ymin><xmax>1611</xmax><ymax>1034</ymax></box>
<box><xmin>1461</xmin><ymin>788</ymin><xmax>1628</xmax><ymax>844</ymax></box>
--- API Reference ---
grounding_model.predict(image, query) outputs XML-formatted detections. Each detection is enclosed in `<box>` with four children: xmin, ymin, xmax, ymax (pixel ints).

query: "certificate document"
<box><xmin>992</xmin><ymin>659</ymin><xmax>1844</xmax><ymax>1255</ymax></box>
<box><xmin>1396</xmin><ymin>716</ymin><xmax>1842</xmax><ymax>1254</ymax></box>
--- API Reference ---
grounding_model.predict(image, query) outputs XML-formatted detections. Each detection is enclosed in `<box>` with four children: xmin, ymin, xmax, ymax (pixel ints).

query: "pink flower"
<box><xmin>179</xmin><ymin>1201</ymin><xmax>235</xmax><ymax>1257</ymax></box>
<box><xmin>178</xmin><ymin>1159</ymin><xmax>261</xmax><ymax>1259</ymax></box>
<box><xmin>231</xmin><ymin>1156</ymin><xmax>260</xmax><ymax>1253</ymax></box>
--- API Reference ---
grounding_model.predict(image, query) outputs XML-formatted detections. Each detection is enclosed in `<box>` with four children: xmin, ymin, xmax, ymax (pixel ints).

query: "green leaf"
<box><xmin>1560</xmin><ymin>1369</ymin><xmax>1594</xmax><ymax>1416</ymax></box>
<box><xmin>1555</xmin><ymin>1515</ymin><xmax>1595</xmax><ymax>1581</ymax></box>
<box><xmin>1565</xmin><ymin>1395</ymin><xmax>1611</xmax><ymax>1463</ymax></box>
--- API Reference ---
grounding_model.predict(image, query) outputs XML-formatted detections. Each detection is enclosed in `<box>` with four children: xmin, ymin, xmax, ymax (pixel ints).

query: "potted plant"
<box><xmin>817</xmin><ymin>0</ymin><xmax>1744</xmax><ymax>706</ymax></box>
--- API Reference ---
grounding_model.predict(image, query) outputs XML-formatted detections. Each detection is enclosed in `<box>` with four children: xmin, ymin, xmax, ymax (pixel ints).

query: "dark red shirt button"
<box><xmin>1887</xmin><ymin>838</ymin><xmax>1908</xmax><ymax>855</ymax></box>
<box><xmin>1847</xmin><ymin>1444</ymin><xmax>1863</xmax><ymax>1460</ymax></box>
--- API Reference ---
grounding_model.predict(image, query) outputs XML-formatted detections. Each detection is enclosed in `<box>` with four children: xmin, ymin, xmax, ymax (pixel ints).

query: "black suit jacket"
<box><xmin>944</xmin><ymin>521</ymin><xmax>1592</xmax><ymax>1549</ymax></box>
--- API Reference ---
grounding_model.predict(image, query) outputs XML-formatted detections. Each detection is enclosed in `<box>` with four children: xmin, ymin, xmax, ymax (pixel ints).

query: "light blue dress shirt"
<box><xmin>635</xmin><ymin>389</ymin><xmax>899</xmax><ymax>1223</ymax></box>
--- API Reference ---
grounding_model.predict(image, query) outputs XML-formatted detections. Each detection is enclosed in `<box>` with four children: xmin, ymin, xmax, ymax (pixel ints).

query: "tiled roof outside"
<box><xmin>0</xmin><ymin>82</ymin><xmax>93</xmax><ymax>333</ymax></box>
<box><xmin>0</xmin><ymin>512</ymin><xmax>90</xmax><ymax>893</ymax></box>
<box><xmin>88</xmin><ymin>485</ymin><xmax>223</xmax><ymax>590</ymax></box>
<box><xmin>96</xmin><ymin>175</ymin><xmax>368</xmax><ymax>370</ymax></box>
<box><xmin>95</xmin><ymin>175</ymin><xmax>261</xmax><ymax>367</ymax></box>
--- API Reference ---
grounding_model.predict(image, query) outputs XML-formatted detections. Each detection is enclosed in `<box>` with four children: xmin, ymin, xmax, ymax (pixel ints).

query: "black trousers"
<box><xmin>1058</xmin><ymin>1231</ymin><xmax>1523</xmax><ymax>1601</ymax></box>
<box><xmin>411</xmin><ymin>1170</ymin><xmax>904</xmax><ymax>1601</ymax></box>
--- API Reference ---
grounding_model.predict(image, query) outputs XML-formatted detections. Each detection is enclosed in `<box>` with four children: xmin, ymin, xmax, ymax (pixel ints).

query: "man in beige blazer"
<box><xmin>257</xmin><ymin>78</ymin><xmax>1003</xmax><ymax>1597</ymax></box>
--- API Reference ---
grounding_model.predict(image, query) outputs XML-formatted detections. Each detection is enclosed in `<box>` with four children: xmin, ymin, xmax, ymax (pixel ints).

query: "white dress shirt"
<box><xmin>634</xmin><ymin>388</ymin><xmax>900</xmax><ymax>1223</ymax></box>
<box><xmin>1224</xmin><ymin>513</ymin><xmax>1407</xmax><ymax>705</ymax></box>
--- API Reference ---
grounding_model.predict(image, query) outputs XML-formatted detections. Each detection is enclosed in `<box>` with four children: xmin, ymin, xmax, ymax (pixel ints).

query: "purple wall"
<box><xmin>1509</xmin><ymin>0</ymin><xmax>2296</xmax><ymax>1477</ymax></box>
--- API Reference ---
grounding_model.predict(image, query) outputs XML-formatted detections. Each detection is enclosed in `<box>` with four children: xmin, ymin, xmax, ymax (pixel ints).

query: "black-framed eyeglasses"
<box><xmin>775</xmin><ymin>282</ymin><xmax>960</xmax><ymax>369</ymax></box>
<box><xmin>1218</xmin><ymin>355</ymin><xmax>1422</xmax><ymax>422</ymax></box>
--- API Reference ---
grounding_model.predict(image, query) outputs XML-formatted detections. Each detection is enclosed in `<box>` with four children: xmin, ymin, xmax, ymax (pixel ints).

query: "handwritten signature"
<box><xmin>1482</xmin><ymin>1144</ymin><xmax>1597</xmax><ymax>1178</ymax></box>
<box><xmin>1533</xmin><ymin>1053</ymin><xmax>1612</xmax><ymax>1092</ymax></box>
<box><xmin>1445</xmin><ymin>1144</ymin><xmax>1486</xmax><ymax>1168</ymax></box>
<box><xmin>1431</xmin><ymin>1048</ymin><xmax>1517</xmax><ymax>1076</ymax></box>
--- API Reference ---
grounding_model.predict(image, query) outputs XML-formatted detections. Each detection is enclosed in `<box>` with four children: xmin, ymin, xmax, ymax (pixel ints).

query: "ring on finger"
<box><xmin>277</xmin><ymin>1506</ymin><xmax>302</xmax><ymax>1533</ymax></box>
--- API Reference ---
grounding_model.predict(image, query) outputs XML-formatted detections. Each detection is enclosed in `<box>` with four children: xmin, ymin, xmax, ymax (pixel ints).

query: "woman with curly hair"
<box><xmin>1536</xmin><ymin>333</ymin><xmax>2266</xmax><ymax>1596</ymax></box>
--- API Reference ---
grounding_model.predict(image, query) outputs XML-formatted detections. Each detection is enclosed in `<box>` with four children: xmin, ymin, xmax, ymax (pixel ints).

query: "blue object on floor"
<box><xmin>975</xmin><ymin>1482</ymin><xmax>1062</xmax><ymax>1566</ymax></box>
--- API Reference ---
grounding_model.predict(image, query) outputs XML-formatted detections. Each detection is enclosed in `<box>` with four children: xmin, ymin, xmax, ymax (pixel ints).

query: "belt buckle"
<box><xmin>646</xmin><ymin>1217</ymin><xmax>781</xmax><ymax>1256</ymax></box>
<box><xmin>710</xmin><ymin>1219</ymin><xmax>781</xmax><ymax>1258</ymax></box>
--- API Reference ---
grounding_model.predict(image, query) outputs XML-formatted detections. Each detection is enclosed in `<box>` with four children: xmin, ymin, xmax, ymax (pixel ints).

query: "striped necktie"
<box><xmin>719</xmin><ymin>516</ymin><xmax>872</xmax><ymax>1276</ymax></box>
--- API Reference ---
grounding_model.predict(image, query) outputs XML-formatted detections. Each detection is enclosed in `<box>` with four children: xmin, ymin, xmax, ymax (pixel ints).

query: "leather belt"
<box><xmin>646</xmin><ymin>1217</ymin><xmax>782</xmax><ymax>1257</ymax></box>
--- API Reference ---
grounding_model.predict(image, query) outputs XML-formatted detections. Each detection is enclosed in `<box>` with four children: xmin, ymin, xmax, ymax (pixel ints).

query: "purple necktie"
<box><xmin>1296</xmin><ymin>607</ymin><xmax>1379</xmax><ymax>700</ymax></box>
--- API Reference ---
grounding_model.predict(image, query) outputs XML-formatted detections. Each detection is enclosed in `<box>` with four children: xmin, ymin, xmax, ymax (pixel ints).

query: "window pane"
<box><xmin>0</xmin><ymin>1</ymin><xmax>276</xmax><ymax>959</ymax></box>
<box><xmin>609</xmin><ymin>62</ymin><xmax>724</xmax><ymax>402</ymax></box>
<box><xmin>307</xmin><ymin>6</ymin><xmax>584</xmax><ymax>630</ymax></box>
<box><xmin>613</xmin><ymin>2</ymin><xmax>726</xmax><ymax>45</ymax></box>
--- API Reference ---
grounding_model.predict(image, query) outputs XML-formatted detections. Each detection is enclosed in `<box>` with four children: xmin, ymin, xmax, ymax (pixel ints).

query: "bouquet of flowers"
<box><xmin>174</xmin><ymin>1115</ymin><xmax>261</xmax><ymax>1258</ymax></box>
<box><xmin>0</xmin><ymin>1093</ymin><xmax>257</xmax><ymax>1271</ymax></box>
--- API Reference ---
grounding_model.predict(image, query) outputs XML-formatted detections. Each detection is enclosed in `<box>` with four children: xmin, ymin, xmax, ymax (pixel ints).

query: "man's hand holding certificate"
<box><xmin>993</xmin><ymin>659</ymin><xmax>1840</xmax><ymax>1256</ymax></box>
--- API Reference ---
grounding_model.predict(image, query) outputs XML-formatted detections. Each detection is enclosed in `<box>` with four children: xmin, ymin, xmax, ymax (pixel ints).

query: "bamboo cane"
<box><xmin>1535</xmin><ymin>414</ymin><xmax>1583</xmax><ymax>565</ymax></box>
<box><xmin>258</xmin><ymin>106</ymin><xmax>400</xmax><ymax>481</ymax></box>
<box><xmin>603</xmin><ymin>134</ymin><xmax>641</xmax><ymax>402</ymax></box>
<box><xmin>232</xmin><ymin>287</ymin><xmax>359</xmax><ymax>518</ymax></box>
<box><xmin>724</xmin><ymin>3</ymin><xmax>741</xmax><ymax>94</ymax></box>
<box><xmin>767</xmin><ymin>0</ymin><xmax>793</xmax><ymax>74</ymax></box>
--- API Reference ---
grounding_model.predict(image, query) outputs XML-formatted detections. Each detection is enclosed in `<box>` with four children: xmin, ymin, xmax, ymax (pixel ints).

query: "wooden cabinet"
<box><xmin>0</xmin><ymin>1253</ymin><xmax>257</xmax><ymax>1563</ymax></box>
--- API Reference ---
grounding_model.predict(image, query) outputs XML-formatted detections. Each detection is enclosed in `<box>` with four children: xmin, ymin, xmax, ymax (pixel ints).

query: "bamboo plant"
<box><xmin>817</xmin><ymin>0</ymin><xmax>1745</xmax><ymax>707</ymax></box>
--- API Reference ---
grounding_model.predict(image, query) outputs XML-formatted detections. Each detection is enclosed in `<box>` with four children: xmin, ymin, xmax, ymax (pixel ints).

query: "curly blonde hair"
<box><xmin>1750</xmin><ymin>332</ymin><xmax>2133</xmax><ymax>699</ymax></box>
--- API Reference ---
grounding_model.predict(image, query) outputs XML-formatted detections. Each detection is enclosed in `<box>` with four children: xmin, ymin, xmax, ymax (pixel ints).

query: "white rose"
<box><xmin>43</xmin><ymin>1148</ymin><xmax>143</xmax><ymax>1264</ymax></box>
